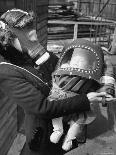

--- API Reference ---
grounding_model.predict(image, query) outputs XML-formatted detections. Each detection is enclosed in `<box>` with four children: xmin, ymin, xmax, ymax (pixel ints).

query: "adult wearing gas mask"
<box><xmin>0</xmin><ymin>9</ymin><xmax>115</xmax><ymax>154</ymax></box>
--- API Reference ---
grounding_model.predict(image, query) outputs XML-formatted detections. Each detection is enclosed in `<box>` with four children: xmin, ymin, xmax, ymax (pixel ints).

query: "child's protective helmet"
<box><xmin>54</xmin><ymin>39</ymin><xmax>104</xmax><ymax>83</ymax></box>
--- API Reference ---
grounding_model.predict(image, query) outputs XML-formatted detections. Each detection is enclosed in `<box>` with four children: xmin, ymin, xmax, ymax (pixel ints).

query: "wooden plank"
<box><xmin>37</xmin><ymin>20</ymin><xmax>48</xmax><ymax>30</ymax></box>
<box><xmin>7</xmin><ymin>133</ymin><xmax>26</xmax><ymax>155</ymax></box>
<box><xmin>48</xmin><ymin>20</ymin><xmax>115</xmax><ymax>26</ymax></box>
<box><xmin>38</xmin><ymin>33</ymin><xmax>48</xmax><ymax>43</ymax></box>
<box><xmin>36</xmin><ymin>5</ymin><xmax>48</xmax><ymax>15</ymax></box>
<box><xmin>48</xmin><ymin>33</ymin><xmax>73</xmax><ymax>40</ymax></box>
<box><xmin>110</xmin><ymin>26</ymin><xmax>116</xmax><ymax>54</ymax></box>
<box><xmin>37</xmin><ymin>26</ymin><xmax>48</xmax><ymax>37</ymax></box>
<box><xmin>37</xmin><ymin>13</ymin><xmax>48</xmax><ymax>22</ymax></box>
<box><xmin>40</xmin><ymin>39</ymin><xmax>47</xmax><ymax>47</ymax></box>
<box><xmin>73</xmin><ymin>23</ymin><xmax>78</xmax><ymax>40</ymax></box>
<box><xmin>36</xmin><ymin>0</ymin><xmax>49</xmax><ymax>6</ymax></box>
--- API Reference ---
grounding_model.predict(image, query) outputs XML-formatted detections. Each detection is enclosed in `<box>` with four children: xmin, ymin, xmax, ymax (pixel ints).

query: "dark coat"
<box><xmin>0</xmin><ymin>59</ymin><xmax>90</xmax><ymax>153</ymax></box>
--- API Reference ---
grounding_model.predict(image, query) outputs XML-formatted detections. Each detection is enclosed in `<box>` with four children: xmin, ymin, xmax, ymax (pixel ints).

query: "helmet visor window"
<box><xmin>60</xmin><ymin>47</ymin><xmax>97</xmax><ymax>70</ymax></box>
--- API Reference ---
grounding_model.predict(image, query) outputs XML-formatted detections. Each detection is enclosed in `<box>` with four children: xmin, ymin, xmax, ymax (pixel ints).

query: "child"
<box><xmin>48</xmin><ymin>39</ymin><xmax>104</xmax><ymax>151</ymax></box>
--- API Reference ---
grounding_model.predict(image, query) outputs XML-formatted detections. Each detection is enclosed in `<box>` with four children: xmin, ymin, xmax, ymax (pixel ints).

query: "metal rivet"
<box><xmin>70</xmin><ymin>72</ymin><xmax>72</xmax><ymax>75</ymax></box>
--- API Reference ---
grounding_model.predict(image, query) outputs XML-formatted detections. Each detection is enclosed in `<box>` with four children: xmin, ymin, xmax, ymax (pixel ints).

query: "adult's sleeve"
<box><xmin>5</xmin><ymin>75</ymin><xmax>91</xmax><ymax>119</ymax></box>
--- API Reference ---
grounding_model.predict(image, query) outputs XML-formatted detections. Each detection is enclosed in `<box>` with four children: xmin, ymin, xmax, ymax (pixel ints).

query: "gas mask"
<box><xmin>0</xmin><ymin>9</ymin><xmax>50</xmax><ymax>65</ymax></box>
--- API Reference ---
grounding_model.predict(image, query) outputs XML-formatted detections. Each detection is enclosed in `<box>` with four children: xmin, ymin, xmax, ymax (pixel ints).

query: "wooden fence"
<box><xmin>47</xmin><ymin>20</ymin><xmax>116</xmax><ymax>56</ymax></box>
<box><xmin>77</xmin><ymin>0</ymin><xmax>116</xmax><ymax>21</ymax></box>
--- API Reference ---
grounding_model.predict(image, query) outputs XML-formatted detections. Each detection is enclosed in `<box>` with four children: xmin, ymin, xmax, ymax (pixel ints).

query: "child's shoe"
<box><xmin>50</xmin><ymin>117</ymin><xmax>63</xmax><ymax>143</ymax></box>
<box><xmin>62</xmin><ymin>123</ymin><xmax>84</xmax><ymax>151</ymax></box>
<box><xmin>50</xmin><ymin>129</ymin><xmax>63</xmax><ymax>144</ymax></box>
<box><xmin>62</xmin><ymin>135</ymin><xmax>75</xmax><ymax>151</ymax></box>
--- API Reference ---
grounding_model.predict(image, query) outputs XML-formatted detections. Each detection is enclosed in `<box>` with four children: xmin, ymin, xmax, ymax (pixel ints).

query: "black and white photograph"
<box><xmin>0</xmin><ymin>0</ymin><xmax>116</xmax><ymax>155</ymax></box>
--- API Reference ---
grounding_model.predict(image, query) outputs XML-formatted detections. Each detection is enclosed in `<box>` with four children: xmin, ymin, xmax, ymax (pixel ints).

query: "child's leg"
<box><xmin>62</xmin><ymin>121</ymin><xmax>79</xmax><ymax>151</ymax></box>
<box><xmin>62</xmin><ymin>122</ymin><xmax>86</xmax><ymax>151</ymax></box>
<box><xmin>50</xmin><ymin>117</ymin><xmax>64</xmax><ymax>143</ymax></box>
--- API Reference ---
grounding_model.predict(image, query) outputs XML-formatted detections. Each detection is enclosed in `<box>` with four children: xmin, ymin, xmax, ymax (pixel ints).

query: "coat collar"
<box><xmin>0</xmin><ymin>61</ymin><xmax>50</xmax><ymax>88</ymax></box>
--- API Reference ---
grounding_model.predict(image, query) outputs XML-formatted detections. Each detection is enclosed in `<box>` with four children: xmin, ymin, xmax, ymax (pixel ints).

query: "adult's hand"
<box><xmin>87</xmin><ymin>92</ymin><xmax>116</xmax><ymax>104</ymax></box>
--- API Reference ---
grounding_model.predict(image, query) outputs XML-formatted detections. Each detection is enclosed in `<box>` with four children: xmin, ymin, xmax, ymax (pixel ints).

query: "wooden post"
<box><xmin>110</xmin><ymin>26</ymin><xmax>116</xmax><ymax>54</ymax></box>
<box><xmin>73</xmin><ymin>23</ymin><xmax>78</xmax><ymax>40</ymax></box>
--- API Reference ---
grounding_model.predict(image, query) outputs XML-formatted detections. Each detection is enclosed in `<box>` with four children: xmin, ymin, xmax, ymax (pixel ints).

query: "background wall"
<box><xmin>48</xmin><ymin>0</ymin><xmax>116</xmax><ymax>21</ymax></box>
